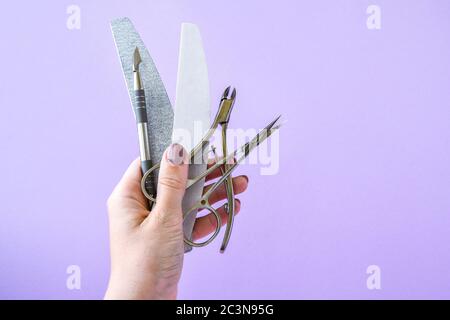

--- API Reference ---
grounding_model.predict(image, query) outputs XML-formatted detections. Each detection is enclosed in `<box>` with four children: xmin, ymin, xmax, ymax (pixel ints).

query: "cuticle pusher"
<box><xmin>133</xmin><ymin>47</ymin><xmax>155</xmax><ymax>208</ymax></box>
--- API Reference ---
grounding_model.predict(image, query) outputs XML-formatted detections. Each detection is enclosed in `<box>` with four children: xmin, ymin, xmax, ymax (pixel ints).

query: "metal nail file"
<box><xmin>173</xmin><ymin>23</ymin><xmax>211</xmax><ymax>252</ymax></box>
<box><xmin>110</xmin><ymin>17</ymin><xmax>174</xmax><ymax>185</ymax></box>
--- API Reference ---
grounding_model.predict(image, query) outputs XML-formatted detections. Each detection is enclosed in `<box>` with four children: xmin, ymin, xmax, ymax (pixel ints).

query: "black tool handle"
<box><xmin>134</xmin><ymin>89</ymin><xmax>156</xmax><ymax>207</ymax></box>
<box><xmin>134</xmin><ymin>89</ymin><xmax>147</xmax><ymax>124</ymax></box>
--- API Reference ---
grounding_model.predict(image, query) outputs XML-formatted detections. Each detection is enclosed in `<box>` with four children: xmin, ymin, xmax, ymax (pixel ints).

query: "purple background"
<box><xmin>1</xmin><ymin>0</ymin><xmax>450</xmax><ymax>299</ymax></box>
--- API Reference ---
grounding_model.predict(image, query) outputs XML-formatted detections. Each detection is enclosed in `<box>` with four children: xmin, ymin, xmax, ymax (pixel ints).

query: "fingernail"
<box><xmin>167</xmin><ymin>143</ymin><xmax>185</xmax><ymax>166</ymax></box>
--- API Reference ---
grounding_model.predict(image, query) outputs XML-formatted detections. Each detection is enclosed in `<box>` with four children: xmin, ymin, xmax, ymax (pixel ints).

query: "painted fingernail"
<box><xmin>167</xmin><ymin>143</ymin><xmax>185</xmax><ymax>166</ymax></box>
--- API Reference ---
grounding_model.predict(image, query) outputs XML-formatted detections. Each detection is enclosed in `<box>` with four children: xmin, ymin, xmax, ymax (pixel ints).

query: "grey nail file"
<box><xmin>110</xmin><ymin>17</ymin><xmax>173</xmax><ymax>184</ymax></box>
<box><xmin>173</xmin><ymin>23</ymin><xmax>210</xmax><ymax>252</ymax></box>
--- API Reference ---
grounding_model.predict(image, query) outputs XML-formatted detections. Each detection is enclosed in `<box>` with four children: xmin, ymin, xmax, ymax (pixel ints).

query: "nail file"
<box><xmin>110</xmin><ymin>17</ymin><xmax>173</xmax><ymax>184</ymax></box>
<box><xmin>173</xmin><ymin>23</ymin><xmax>210</xmax><ymax>252</ymax></box>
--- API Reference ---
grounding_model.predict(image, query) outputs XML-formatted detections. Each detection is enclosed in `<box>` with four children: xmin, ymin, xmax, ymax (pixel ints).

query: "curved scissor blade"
<box><xmin>111</xmin><ymin>17</ymin><xmax>174</xmax><ymax>177</ymax></box>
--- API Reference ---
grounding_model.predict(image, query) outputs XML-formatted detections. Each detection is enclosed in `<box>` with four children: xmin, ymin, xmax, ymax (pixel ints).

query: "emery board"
<box><xmin>110</xmin><ymin>17</ymin><xmax>173</xmax><ymax>184</ymax></box>
<box><xmin>173</xmin><ymin>23</ymin><xmax>210</xmax><ymax>252</ymax></box>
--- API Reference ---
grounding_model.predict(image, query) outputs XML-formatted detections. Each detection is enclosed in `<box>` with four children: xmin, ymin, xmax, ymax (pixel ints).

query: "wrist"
<box><xmin>104</xmin><ymin>272</ymin><xmax>178</xmax><ymax>300</ymax></box>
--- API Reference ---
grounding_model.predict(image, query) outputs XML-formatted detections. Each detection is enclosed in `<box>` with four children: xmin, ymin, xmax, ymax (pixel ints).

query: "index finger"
<box><xmin>109</xmin><ymin>157</ymin><xmax>148</xmax><ymax>208</ymax></box>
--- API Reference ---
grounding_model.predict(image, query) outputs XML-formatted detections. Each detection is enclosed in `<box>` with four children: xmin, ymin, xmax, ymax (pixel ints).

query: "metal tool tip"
<box><xmin>267</xmin><ymin>114</ymin><xmax>283</xmax><ymax>130</ymax></box>
<box><xmin>271</xmin><ymin>115</ymin><xmax>285</xmax><ymax>130</ymax></box>
<box><xmin>231</xmin><ymin>88</ymin><xmax>237</xmax><ymax>100</ymax></box>
<box><xmin>223</xmin><ymin>86</ymin><xmax>231</xmax><ymax>98</ymax></box>
<box><xmin>133</xmin><ymin>47</ymin><xmax>142</xmax><ymax>71</ymax></box>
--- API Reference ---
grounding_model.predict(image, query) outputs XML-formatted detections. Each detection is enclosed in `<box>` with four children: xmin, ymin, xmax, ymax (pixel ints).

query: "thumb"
<box><xmin>153</xmin><ymin>143</ymin><xmax>188</xmax><ymax>218</ymax></box>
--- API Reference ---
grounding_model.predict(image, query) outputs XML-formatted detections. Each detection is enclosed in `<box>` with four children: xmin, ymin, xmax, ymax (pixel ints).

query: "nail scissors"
<box><xmin>141</xmin><ymin>87</ymin><xmax>283</xmax><ymax>252</ymax></box>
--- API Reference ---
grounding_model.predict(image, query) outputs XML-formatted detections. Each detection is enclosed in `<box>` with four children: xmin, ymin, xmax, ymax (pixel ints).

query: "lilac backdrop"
<box><xmin>1</xmin><ymin>0</ymin><xmax>450</xmax><ymax>299</ymax></box>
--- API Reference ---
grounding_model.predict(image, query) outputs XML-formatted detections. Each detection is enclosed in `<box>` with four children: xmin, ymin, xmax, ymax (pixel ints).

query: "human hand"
<box><xmin>104</xmin><ymin>143</ymin><xmax>249</xmax><ymax>299</ymax></box>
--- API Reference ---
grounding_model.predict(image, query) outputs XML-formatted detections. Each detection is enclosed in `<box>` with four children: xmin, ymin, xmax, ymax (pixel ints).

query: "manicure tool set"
<box><xmin>111</xmin><ymin>18</ymin><xmax>282</xmax><ymax>253</ymax></box>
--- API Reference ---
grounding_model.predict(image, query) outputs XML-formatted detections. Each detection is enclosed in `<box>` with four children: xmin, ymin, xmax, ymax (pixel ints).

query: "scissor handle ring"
<box><xmin>141</xmin><ymin>164</ymin><xmax>159</xmax><ymax>203</ymax></box>
<box><xmin>184</xmin><ymin>201</ymin><xmax>222</xmax><ymax>247</ymax></box>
